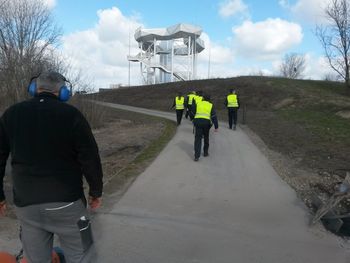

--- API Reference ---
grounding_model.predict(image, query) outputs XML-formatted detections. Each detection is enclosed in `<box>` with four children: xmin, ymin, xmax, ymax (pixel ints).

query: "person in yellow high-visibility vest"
<box><xmin>193</xmin><ymin>94</ymin><xmax>218</xmax><ymax>161</ymax></box>
<box><xmin>225</xmin><ymin>89</ymin><xmax>240</xmax><ymax>130</ymax></box>
<box><xmin>193</xmin><ymin>90</ymin><xmax>203</xmax><ymax>105</ymax></box>
<box><xmin>191</xmin><ymin>90</ymin><xmax>203</xmax><ymax>119</ymax></box>
<box><xmin>172</xmin><ymin>92</ymin><xmax>185</xmax><ymax>125</ymax></box>
<box><xmin>185</xmin><ymin>90</ymin><xmax>196</xmax><ymax>120</ymax></box>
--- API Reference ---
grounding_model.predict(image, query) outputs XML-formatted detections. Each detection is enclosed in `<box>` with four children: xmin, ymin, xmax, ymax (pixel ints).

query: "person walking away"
<box><xmin>192</xmin><ymin>94</ymin><xmax>218</xmax><ymax>161</ymax></box>
<box><xmin>191</xmin><ymin>90</ymin><xmax>203</xmax><ymax>118</ymax></box>
<box><xmin>172</xmin><ymin>92</ymin><xmax>185</xmax><ymax>125</ymax></box>
<box><xmin>194</xmin><ymin>90</ymin><xmax>203</xmax><ymax>105</ymax></box>
<box><xmin>0</xmin><ymin>71</ymin><xmax>103</xmax><ymax>263</ymax></box>
<box><xmin>225</xmin><ymin>89</ymin><xmax>240</xmax><ymax>130</ymax></box>
<box><xmin>185</xmin><ymin>91</ymin><xmax>196</xmax><ymax>120</ymax></box>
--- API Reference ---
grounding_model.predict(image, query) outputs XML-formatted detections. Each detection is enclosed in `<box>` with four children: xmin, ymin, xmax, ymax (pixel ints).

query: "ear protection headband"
<box><xmin>27</xmin><ymin>73</ymin><xmax>72</xmax><ymax>102</ymax></box>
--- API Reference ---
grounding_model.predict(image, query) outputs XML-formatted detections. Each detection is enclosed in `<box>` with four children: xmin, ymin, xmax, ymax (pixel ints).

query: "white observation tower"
<box><xmin>127</xmin><ymin>23</ymin><xmax>205</xmax><ymax>85</ymax></box>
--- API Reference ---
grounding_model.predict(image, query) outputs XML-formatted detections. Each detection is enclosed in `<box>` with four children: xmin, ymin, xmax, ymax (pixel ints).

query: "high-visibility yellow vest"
<box><xmin>175</xmin><ymin>96</ymin><xmax>185</xmax><ymax>110</ymax></box>
<box><xmin>227</xmin><ymin>94</ymin><xmax>239</xmax><ymax>108</ymax></box>
<box><xmin>195</xmin><ymin>101</ymin><xmax>213</xmax><ymax>120</ymax></box>
<box><xmin>194</xmin><ymin>95</ymin><xmax>203</xmax><ymax>104</ymax></box>
<box><xmin>188</xmin><ymin>94</ymin><xmax>196</xmax><ymax>105</ymax></box>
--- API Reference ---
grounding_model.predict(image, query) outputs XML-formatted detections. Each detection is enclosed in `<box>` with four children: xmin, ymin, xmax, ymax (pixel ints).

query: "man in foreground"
<box><xmin>0</xmin><ymin>71</ymin><xmax>103</xmax><ymax>262</ymax></box>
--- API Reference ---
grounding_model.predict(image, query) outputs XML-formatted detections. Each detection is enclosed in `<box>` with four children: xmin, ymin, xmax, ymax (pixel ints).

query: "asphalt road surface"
<box><xmin>93</xmin><ymin>102</ymin><xmax>349</xmax><ymax>263</ymax></box>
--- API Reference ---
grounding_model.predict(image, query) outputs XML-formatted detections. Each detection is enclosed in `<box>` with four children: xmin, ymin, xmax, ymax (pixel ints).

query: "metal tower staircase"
<box><xmin>127</xmin><ymin>23</ymin><xmax>205</xmax><ymax>85</ymax></box>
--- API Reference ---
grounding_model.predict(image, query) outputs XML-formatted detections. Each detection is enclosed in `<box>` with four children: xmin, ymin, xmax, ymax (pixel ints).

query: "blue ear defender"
<box><xmin>59</xmin><ymin>85</ymin><xmax>70</xmax><ymax>102</ymax></box>
<box><xmin>28</xmin><ymin>81</ymin><xmax>37</xmax><ymax>97</ymax></box>
<box><xmin>27</xmin><ymin>74</ymin><xmax>72</xmax><ymax>102</ymax></box>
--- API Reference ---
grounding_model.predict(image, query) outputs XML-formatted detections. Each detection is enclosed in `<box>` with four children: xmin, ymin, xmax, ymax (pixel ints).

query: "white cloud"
<box><xmin>44</xmin><ymin>0</ymin><xmax>56</xmax><ymax>9</ymax></box>
<box><xmin>62</xmin><ymin>6</ymin><xmax>308</xmax><ymax>87</ymax></box>
<box><xmin>272</xmin><ymin>53</ymin><xmax>334</xmax><ymax>80</ymax></box>
<box><xmin>198</xmin><ymin>33</ymin><xmax>234</xmax><ymax>64</ymax></box>
<box><xmin>24</xmin><ymin>0</ymin><xmax>56</xmax><ymax>9</ymax></box>
<box><xmin>96</xmin><ymin>7</ymin><xmax>135</xmax><ymax>43</ymax></box>
<box><xmin>232</xmin><ymin>18</ymin><xmax>303</xmax><ymax>60</ymax></box>
<box><xmin>61</xmin><ymin>7</ymin><xmax>142</xmax><ymax>88</ymax></box>
<box><xmin>61</xmin><ymin>7</ymin><xmax>237</xmax><ymax>88</ymax></box>
<box><xmin>303</xmin><ymin>53</ymin><xmax>334</xmax><ymax>80</ymax></box>
<box><xmin>195</xmin><ymin>32</ymin><xmax>238</xmax><ymax>79</ymax></box>
<box><xmin>280</xmin><ymin>0</ymin><xmax>331</xmax><ymax>24</ymax></box>
<box><xmin>219</xmin><ymin>0</ymin><xmax>249</xmax><ymax>18</ymax></box>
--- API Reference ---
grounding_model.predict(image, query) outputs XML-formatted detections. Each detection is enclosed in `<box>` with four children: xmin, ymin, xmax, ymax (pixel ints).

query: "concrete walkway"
<box><xmin>94</xmin><ymin>102</ymin><xmax>349</xmax><ymax>263</ymax></box>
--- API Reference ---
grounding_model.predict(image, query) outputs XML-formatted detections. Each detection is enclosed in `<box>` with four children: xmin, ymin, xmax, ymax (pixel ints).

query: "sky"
<box><xmin>43</xmin><ymin>0</ymin><xmax>336</xmax><ymax>89</ymax></box>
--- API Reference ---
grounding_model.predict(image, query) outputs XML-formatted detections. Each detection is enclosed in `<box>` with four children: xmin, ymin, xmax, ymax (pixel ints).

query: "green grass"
<box><xmin>279</xmin><ymin>109</ymin><xmax>350</xmax><ymax>144</ymax></box>
<box><xmin>132</xmin><ymin>118</ymin><xmax>176</xmax><ymax>166</ymax></box>
<box><xmin>267</xmin><ymin>77</ymin><xmax>348</xmax><ymax>96</ymax></box>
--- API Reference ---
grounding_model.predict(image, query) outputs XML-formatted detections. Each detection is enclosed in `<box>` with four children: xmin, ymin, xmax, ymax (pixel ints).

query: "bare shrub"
<box><xmin>70</xmin><ymin>95</ymin><xmax>108</xmax><ymax>129</ymax></box>
<box><xmin>279</xmin><ymin>53</ymin><xmax>306</xmax><ymax>79</ymax></box>
<box><xmin>0</xmin><ymin>0</ymin><xmax>61</xmax><ymax>105</ymax></box>
<box><xmin>316</xmin><ymin>0</ymin><xmax>350</xmax><ymax>87</ymax></box>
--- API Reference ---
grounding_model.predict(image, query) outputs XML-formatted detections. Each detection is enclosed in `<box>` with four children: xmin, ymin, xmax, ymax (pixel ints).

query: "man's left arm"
<box><xmin>224</xmin><ymin>97</ymin><xmax>228</xmax><ymax>107</ymax></box>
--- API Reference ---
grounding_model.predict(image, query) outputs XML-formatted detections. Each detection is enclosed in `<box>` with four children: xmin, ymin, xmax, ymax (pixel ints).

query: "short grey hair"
<box><xmin>36</xmin><ymin>71</ymin><xmax>66</xmax><ymax>91</ymax></box>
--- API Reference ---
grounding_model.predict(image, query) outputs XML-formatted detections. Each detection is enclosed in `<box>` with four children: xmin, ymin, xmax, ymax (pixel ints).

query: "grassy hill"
<box><xmin>95</xmin><ymin>76</ymin><xmax>350</xmax><ymax>208</ymax></box>
<box><xmin>95</xmin><ymin>76</ymin><xmax>350</xmax><ymax>171</ymax></box>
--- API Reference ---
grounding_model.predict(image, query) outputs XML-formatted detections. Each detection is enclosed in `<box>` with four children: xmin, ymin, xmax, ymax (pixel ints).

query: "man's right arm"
<box><xmin>184</xmin><ymin>96</ymin><xmax>189</xmax><ymax>107</ymax></box>
<box><xmin>0</xmin><ymin>115</ymin><xmax>10</xmax><ymax>203</ymax></box>
<box><xmin>192</xmin><ymin>103</ymin><xmax>197</xmax><ymax>116</ymax></box>
<box><xmin>210</xmin><ymin>107</ymin><xmax>219</xmax><ymax>129</ymax></box>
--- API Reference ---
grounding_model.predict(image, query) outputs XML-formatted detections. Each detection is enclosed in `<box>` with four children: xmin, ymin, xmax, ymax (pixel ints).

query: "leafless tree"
<box><xmin>316</xmin><ymin>0</ymin><xmax>350</xmax><ymax>87</ymax></box>
<box><xmin>279</xmin><ymin>53</ymin><xmax>306</xmax><ymax>79</ymax></box>
<box><xmin>0</xmin><ymin>0</ymin><xmax>62</xmax><ymax>107</ymax></box>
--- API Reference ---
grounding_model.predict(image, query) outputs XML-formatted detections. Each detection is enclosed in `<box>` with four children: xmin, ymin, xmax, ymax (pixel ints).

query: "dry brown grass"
<box><xmin>70</xmin><ymin>94</ymin><xmax>107</xmax><ymax>129</ymax></box>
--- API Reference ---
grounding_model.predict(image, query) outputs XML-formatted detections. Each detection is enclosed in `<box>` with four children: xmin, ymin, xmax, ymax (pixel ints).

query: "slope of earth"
<box><xmin>95</xmin><ymin>77</ymin><xmax>350</xmax><ymax>223</ymax></box>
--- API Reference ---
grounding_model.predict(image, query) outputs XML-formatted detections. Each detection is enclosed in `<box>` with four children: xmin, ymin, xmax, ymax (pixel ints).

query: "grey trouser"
<box><xmin>15</xmin><ymin>199</ymin><xmax>96</xmax><ymax>263</ymax></box>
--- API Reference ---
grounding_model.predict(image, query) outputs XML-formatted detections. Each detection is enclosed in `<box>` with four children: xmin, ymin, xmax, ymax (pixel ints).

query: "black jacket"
<box><xmin>192</xmin><ymin>100</ymin><xmax>219</xmax><ymax>129</ymax></box>
<box><xmin>0</xmin><ymin>93</ymin><xmax>103</xmax><ymax>207</ymax></box>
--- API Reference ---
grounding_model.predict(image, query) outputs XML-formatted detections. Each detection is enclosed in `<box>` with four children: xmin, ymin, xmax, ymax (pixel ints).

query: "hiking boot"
<box><xmin>233</xmin><ymin>125</ymin><xmax>236</xmax><ymax>130</ymax></box>
<box><xmin>204</xmin><ymin>152</ymin><xmax>209</xmax><ymax>157</ymax></box>
<box><xmin>194</xmin><ymin>157</ymin><xmax>199</xmax><ymax>162</ymax></box>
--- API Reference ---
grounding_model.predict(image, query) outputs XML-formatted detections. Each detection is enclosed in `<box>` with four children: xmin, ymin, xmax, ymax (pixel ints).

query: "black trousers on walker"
<box><xmin>227</xmin><ymin>108</ymin><xmax>238</xmax><ymax>129</ymax></box>
<box><xmin>176</xmin><ymin>109</ymin><xmax>184</xmax><ymax>125</ymax></box>
<box><xmin>194</xmin><ymin>122</ymin><xmax>211</xmax><ymax>159</ymax></box>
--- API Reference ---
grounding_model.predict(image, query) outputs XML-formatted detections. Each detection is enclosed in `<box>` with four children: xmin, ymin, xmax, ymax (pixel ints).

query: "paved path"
<box><xmin>94</xmin><ymin>102</ymin><xmax>349</xmax><ymax>263</ymax></box>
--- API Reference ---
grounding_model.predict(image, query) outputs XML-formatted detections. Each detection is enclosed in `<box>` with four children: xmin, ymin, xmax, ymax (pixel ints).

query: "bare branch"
<box><xmin>0</xmin><ymin>0</ymin><xmax>62</xmax><ymax>104</ymax></box>
<box><xmin>279</xmin><ymin>53</ymin><xmax>306</xmax><ymax>79</ymax></box>
<box><xmin>316</xmin><ymin>0</ymin><xmax>350</xmax><ymax>87</ymax></box>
